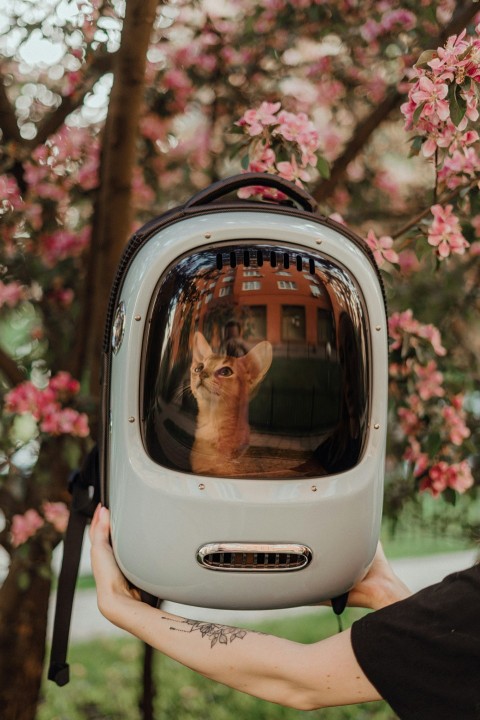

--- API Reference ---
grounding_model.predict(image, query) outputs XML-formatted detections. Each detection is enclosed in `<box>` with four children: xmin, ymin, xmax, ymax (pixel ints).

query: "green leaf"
<box><xmin>412</xmin><ymin>101</ymin><xmax>426</xmax><ymax>125</ymax></box>
<box><xmin>414</xmin><ymin>49</ymin><xmax>437</xmax><ymax>70</ymax></box>
<box><xmin>448</xmin><ymin>82</ymin><xmax>467</xmax><ymax>127</ymax></box>
<box><xmin>240</xmin><ymin>154</ymin><xmax>250</xmax><ymax>170</ymax></box>
<box><xmin>409</xmin><ymin>135</ymin><xmax>424</xmax><ymax>157</ymax></box>
<box><xmin>425</xmin><ymin>431</ymin><xmax>442</xmax><ymax>456</ymax></box>
<box><xmin>443</xmin><ymin>487</ymin><xmax>457</xmax><ymax>506</ymax></box>
<box><xmin>316</xmin><ymin>155</ymin><xmax>330</xmax><ymax>179</ymax></box>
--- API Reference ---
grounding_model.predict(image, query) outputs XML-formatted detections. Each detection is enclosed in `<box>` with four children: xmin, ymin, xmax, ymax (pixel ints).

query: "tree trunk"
<box><xmin>0</xmin><ymin>4</ymin><xmax>160</xmax><ymax>719</ymax></box>
<box><xmin>0</xmin><ymin>536</ymin><xmax>53</xmax><ymax>720</ymax></box>
<box><xmin>139</xmin><ymin>643</ymin><xmax>157</xmax><ymax>720</ymax></box>
<box><xmin>73</xmin><ymin>0</ymin><xmax>160</xmax><ymax>398</ymax></box>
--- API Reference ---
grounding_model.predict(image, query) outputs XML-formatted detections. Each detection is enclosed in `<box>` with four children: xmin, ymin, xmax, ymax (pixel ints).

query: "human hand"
<box><xmin>89</xmin><ymin>505</ymin><xmax>140</xmax><ymax>623</ymax></box>
<box><xmin>347</xmin><ymin>543</ymin><xmax>411</xmax><ymax>611</ymax></box>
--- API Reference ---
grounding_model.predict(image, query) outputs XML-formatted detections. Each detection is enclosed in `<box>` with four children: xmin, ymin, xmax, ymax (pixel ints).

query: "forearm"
<box><xmin>101</xmin><ymin>593</ymin><xmax>380</xmax><ymax>710</ymax></box>
<box><xmin>90</xmin><ymin>506</ymin><xmax>382</xmax><ymax>710</ymax></box>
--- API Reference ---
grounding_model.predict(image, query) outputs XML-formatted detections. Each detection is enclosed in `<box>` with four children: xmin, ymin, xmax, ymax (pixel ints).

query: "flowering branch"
<box><xmin>312</xmin><ymin>1</ymin><xmax>480</xmax><ymax>203</ymax></box>
<box><xmin>391</xmin><ymin>177</ymin><xmax>479</xmax><ymax>241</ymax></box>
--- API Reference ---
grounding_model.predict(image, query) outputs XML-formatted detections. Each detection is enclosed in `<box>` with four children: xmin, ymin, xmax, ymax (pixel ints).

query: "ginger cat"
<box><xmin>190</xmin><ymin>331</ymin><xmax>272</xmax><ymax>476</ymax></box>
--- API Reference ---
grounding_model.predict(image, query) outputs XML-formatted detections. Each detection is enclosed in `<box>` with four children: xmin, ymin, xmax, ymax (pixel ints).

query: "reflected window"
<box><xmin>244</xmin><ymin>305</ymin><xmax>267</xmax><ymax>340</ymax></box>
<box><xmin>242</xmin><ymin>281</ymin><xmax>261</xmax><ymax>291</ymax></box>
<box><xmin>282</xmin><ymin>306</ymin><xmax>306</xmax><ymax>342</ymax></box>
<box><xmin>219</xmin><ymin>286</ymin><xmax>232</xmax><ymax>297</ymax></box>
<box><xmin>243</xmin><ymin>269</ymin><xmax>262</xmax><ymax>277</ymax></box>
<box><xmin>278</xmin><ymin>280</ymin><xmax>297</xmax><ymax>290</ymax></box>
<box><xmin>317</xmin><ymin>309</ymin><xmax>335</xmax><ymax>343</ymax></box>
<box><xmin>310</xmin><ymin>285</ymin><xmax>323</xmax><ymax>297</ymax></box>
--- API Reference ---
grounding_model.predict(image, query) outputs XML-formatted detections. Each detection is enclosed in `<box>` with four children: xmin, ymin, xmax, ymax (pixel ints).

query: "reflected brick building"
<box><xmin>186</xmin><ymin>253</ymin><xmax>339</xmax><ymax>360</ymax></box>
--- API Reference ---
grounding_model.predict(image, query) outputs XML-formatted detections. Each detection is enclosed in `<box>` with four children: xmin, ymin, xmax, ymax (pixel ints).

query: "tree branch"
<box><xmin>25</xmin><ymin>49</ymin><xmax>116</xmax><ymax>150</ymax></box>
<box><xmin>0</xmin><ymin>48</ymin><xmax>116</xmax><ymax>159</ymax></box>
<box><xmin>391</xmin><ymin>177</ymin><xmax>479</xmax><ymax>240</ymax></box>
<box><xmin>0</xmin><ymin>347</ymin><xmax>25</xmax><ymax>386</ymax></box>
<box><xmin>312</xmin><ymin>1</ymin><xmax>480</xmax><ymax>203</ymax></box>
<box><xmin>0</xmin><ymin>73</ymin><xmax>22</xmax><ymax>145</ymax></box>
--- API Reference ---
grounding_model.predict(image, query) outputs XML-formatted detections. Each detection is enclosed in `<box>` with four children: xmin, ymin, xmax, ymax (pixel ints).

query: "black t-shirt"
<box><xmin>350</xmin><ymin>563</ymin><xmax>480</xmax><ymax>720</ymax></box>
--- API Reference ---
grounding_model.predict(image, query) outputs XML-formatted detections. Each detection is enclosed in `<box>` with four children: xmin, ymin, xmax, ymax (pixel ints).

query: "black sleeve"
<box><xmin>350</xmin><ymin>564</ymin><xmax>480</xmax><ymax>720</ymax></box>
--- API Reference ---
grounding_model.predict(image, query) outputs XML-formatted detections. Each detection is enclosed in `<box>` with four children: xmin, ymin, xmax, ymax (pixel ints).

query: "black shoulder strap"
<box><xmin>48</xmin><ymin>446</ymin><xmax>100</xmax><ymax>686</ymax></box>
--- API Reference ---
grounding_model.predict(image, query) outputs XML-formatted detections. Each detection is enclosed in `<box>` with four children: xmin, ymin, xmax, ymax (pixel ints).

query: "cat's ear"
<box><xmin>244</xmin><ymin>341</ymin><xmax>272</xmax><ymax>390</ymax></box>
<box><xmin>193</xmin><ymin>331</ymin><xmax>212</xmax><ymax>363</ymax></box>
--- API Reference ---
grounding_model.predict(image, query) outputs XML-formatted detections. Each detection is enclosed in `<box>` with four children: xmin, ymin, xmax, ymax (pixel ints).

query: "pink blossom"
<box><xmin>5</xmin><ymin>382</ymin><xmax>51</xmax><ymax>421</ymax></box>
<box><xmin>360</xmin><ymin>19</ymin><xmax>380</xmax><ymax>43</ymax></box>
<box><xmin>276</xmin><ymin>155</ymin><xmax>311</xmax><ymax>185</ymax></box>
<box><xmin>420</xmin><ymin>460</ymin><xmax>474</xmax><ymax>497</ymax></box>
<box><xmin>388</xmin><ymin>310</ymin><xmax>446</xmax><ymax>356</ymax></box>
<box><xmin>442</xmin><ymin>403</ymin><xmax>470</xmax><ymax>445</ymax></box>
<box><xmin>414</xmin><ymin>360</ymin><xmax>444</xmax><ymax>400</ymax></box>
<box><xmin>397</xmin><ymin>249</ymin><xmax>420</xmax><ymax>275</ymax></box>
<box><xmin>410</xmin><ymin>75</ymin><xmax>450</xmax><ymax>122</ymax></box>
<box><xmin>381</xmin><ymin>9</ymin><xmax>416</xmax><ymax>34</ymax></box>
<box><xmin>140</xmin><ymin>114</ymin><xmax>169</xmax><ymax>143</ymax></box>
<box><xmin>413</xmin><ymin>452</ymin><xmax>429</xmax><ymax>478</ymax></box>
<box><xmin>0</xmin><ymin>281</ymin><xmax>26</xmax><ymax>308</ymax></box>
<box><xmin>236</xmin><ymin>101</ymin><xmax>282</xmax><ymax>136</ymax></box>
<box><xmin>329</xmin><ymin>212</ymin><xmax>346</xmax><ymax>225</ymax></box>
<box><xmin>40</xmin><ymin>408</ymin><xmax>89</xmax><ymax>437</ymax></box>
<box><xmin>398</xmin><ymin>394</ymin><xmax>424</xmax><ymax>437</ymax></box>
<box><xmin>276</xmin><ymin>110</ymin><xmax>320</xmax><ymax>165</ymax></box>
<box><xmin>40</xmin><ymin>227</ymin><xmax>91</xmax><ymax>267</ymax></box>
<box><xmin>365</xmin><ymin>229</ymin><xmax>399</xmax><ymax>267</ymax></box>
<box><xmin>449</xmin><ymin>460</ymin><xmax>475</xmax><ymax>493</ymax></box>
<box><xmin>5</xmin><ymin>374</ymin><xmax>89</xmax><ymax>438</ymax></box>
<box><xmin>469</xmin><ymin>240</ymin><xmax>480</xmax><ymax>256</ymax></box>
<box><xmin>43</xmin><ymin>502</ymin><xmax>69</xmax><ymax>533</ymax></box>
<box><xmin>0</xmin><ymin>175</ymin><xmax>22</xmax><ymax>211</ymax></box>
<box><xmin>428</xmin><ymin>204</ymin><xmax>469</xmax><ymax>259</ymax></box>
<box><xmin>11</xmin><ymin>509</ymin><xmax>44</xmax><ymax>547</ymax></box>
<box><xmin>49</xmin><ymin>371</ymin><xmax>80</xmax><ymax>397</ymax></box>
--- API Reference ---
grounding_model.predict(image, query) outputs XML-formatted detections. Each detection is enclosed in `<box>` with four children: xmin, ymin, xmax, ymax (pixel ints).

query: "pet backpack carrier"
<box><xmin>102</xmin><ymin>171</ymin><xmax>388</xmax><ymax>607</ymax></box>
<box><xmin>49</xmin><ymin>172</ymin><xmax>388</xmax><ymax>685</ymax></box>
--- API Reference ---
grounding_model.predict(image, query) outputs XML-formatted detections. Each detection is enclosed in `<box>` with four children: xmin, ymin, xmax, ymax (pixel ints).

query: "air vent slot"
<box><xmin>214</xmin><ymin>250</ymin><xmax>315</xmax><ymax>272</ymax></box>
<box><xmin>197</xmin><ymin>543</ymin><xmax>312</xmax><ymax>572</ymax></box>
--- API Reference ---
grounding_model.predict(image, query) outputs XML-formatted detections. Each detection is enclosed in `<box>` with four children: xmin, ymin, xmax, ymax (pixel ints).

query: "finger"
<box><xmin>89</xmin><ymin>503</ymin><xmax>102</xmax><ymax>540</ymax></box>
<box><xmin>91</xmin><ymin>506</ymin><xmax>110</xmax><ymax>545</ymax></box>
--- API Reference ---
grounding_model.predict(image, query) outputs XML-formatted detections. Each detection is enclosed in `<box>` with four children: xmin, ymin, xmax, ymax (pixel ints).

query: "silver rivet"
<box><xmin>204</xmin><ymin>233</ymin><xmax>211</xmax><ymax>239</ymax></box>
<box><xmin>198</xmin><ymin>483</ymin><xmax>205</xmax><ymax>490</ymax></box>
<box><xmin>135</xmin><ymin>315</ymin><xmax>141</xmax><ymax>321</ymax></box>
<box><xmin>375</xmin><ymin>325</ymin><xmax>381</xmax><ymax>331</ymax></box>
<box><xmin>128</xmin><ymin>416</ymin><xmax>135</xmax><ymax>423</ymax></box>
<box><xmin>315</xmin><ymin>239</ymin><xmax>322</xmax><ymax>245</ymax></box>
<box><xmin>311</xmin><ymin>485</ymin><xmax>317</xmax><ymax>492</ymax></box>
<box><xmin>374</xmin><ymin>423</ymin><xmax>380</xmax><ymax>429</ymax></box>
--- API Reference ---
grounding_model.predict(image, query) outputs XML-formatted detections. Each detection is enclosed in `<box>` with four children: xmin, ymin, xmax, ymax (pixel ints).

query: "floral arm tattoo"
<box><xmin>163</xmin><ymin>617</ymin><xmax>263</xmax><ymax>648</ymax></box>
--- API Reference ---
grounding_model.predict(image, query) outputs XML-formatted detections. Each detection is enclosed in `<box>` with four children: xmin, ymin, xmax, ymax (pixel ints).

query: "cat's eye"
<box><xmin>217</xmin><ymin>366</ymin><xmax>233</xmax><ymax>377</ymax></box>
<box><xmin>194</xmin><ymin>364</ymin><xmax>204</xmax><ymax>373</ymax></box>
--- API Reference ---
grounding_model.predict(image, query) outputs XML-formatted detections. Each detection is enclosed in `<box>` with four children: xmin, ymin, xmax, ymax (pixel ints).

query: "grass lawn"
<box><xmin>39</xmin><ymin>608</ymin><xmax>398</xmax><ymax>720</ymax></box>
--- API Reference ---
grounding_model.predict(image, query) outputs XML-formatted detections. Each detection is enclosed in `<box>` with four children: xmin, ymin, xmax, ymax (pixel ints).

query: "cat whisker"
<box><xmin>173</xmin><ymin>383</ymin><xmax>192</xmax><ymax>403</ymax></box>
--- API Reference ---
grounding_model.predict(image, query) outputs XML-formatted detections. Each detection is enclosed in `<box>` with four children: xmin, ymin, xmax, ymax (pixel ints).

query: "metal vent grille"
<box><xmin>215</xmin><ymin>250</ymin><xmax>315</xmax><ymax>274</ymax></box>
<box><xmin>197</xmin><ymin>543</ymin><xmax>312</xmax><ymax>572</ymax></box>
